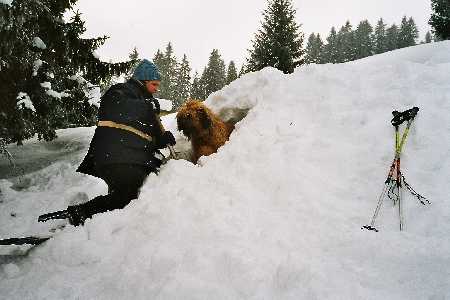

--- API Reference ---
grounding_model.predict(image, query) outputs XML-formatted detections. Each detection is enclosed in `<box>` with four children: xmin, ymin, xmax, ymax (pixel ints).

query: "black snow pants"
<box><xmin>73</xmin><ymin>164</ymin><xmax>152</xmax><ymax>222</ymax></box>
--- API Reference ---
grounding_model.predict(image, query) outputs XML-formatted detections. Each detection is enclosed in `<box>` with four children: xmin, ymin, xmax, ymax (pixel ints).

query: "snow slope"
<box><xmin>1</xmin><ymin>41</ymin><xmax>449</xmax><ymax>299</ymax></box>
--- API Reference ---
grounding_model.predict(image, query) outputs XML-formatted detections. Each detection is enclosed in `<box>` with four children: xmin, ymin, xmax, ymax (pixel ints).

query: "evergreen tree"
<box><xmin>321</xmin><ymin>27</ymin><xmax>339</xmax><ymax>63</ymax></box>
<box><xmin>304</xmin><ymin>33</ymin><xmax>316</xmax><ymax>64</ymax></box>
<box><xmin>226</xmin><ymin>61</ymin><xmax>238</xmax><ymax>84</ymax></box>
<box><xmin>246</xmin><ymin>0</ymin><xmax>304</xmax><ymax>73</ymax></box>
<box><xmin>425</xmin><ymin>31</ymin><xmax>433</xmax><ymax>43</ymax></box>
<box><xmin>373</xmin><ymin>18</ymin><xmax>387</xmax><ymax>54</ymax></box>
<box><xmin>398</xmin><ymin>16</ymin><xmax>419</xmax><ymax>48</ymax></box>
<box><xmin>125</xmin><ymin>46</ymin><xmax>140</xmax><ymax>81</ymax></box>
<box><xmin>385</xmin><ymin>24</ymin><xmax>399</xmax><ymax>51</ymax></box>
<box><xmin>190</xmin><ymin>71</ymin><xmax>206</xmax><ymax>100</ymax></box>
<box><xmin>173</xmin><ymin>54</ymin><xmax>191</xmax><ymax>110</ymax></box>
<box><xmin>124</xmin><ymin>47</ymin><xmax>140</xmax><ymax>78</ymax></box>
<box><xmin>304</xmin><ymin>33</ymin><xmax>324</xmax><ymax>64</ymax></box>
<box><xmin>314</xmin><ymin>34</ymin><xmax>324</xmax><ymax>63</ymax></box>
<box><xmin>0</xmin><ymin>0</ymin><xmax>132</xmax><ymax>145</ymax></box>
<box><xmin>201</xmin><ymin>49</ymin><xmax>226</xmax><ymax>98</ymax></box>
<box><xmin>354</xmin><ymin>20</ymin><xmax>374</xmax><ymax>59</ymax></box>
<box><xmin>156</xmin><ymin>42</ymin><xmax>178</xmax><ymax>100</ymax></box>
<box><xmin>153</xmin><ymin>49</ymin><xmax>164</xmax><ymax>69</ymax></box>
<box><xmin>407</xmin><ymin>17</ymin><xmax>419</xmax><ymax>44</ymax></box>
<box><xmin>238</xmin><ymin>65</ymin><xmax>247</xmax><ymax>77</ymax></box>
<box><xmin>336</xmin><ymin>21</ymin><xmax>356</xmax><ymax>62</ymax></box>
<box><xmin>429</xmin><ymin>0</ymin><xmax>450</xmax><ymax>40</ymax></box>
<box><xmin>398</xmin><ymin>16</ymin><xmax>410</xmax><ymax>48</ymax></box>
<box><xmin>129</xmin><ymin>47</ymin><xmax>139</xmax><ymax>61</ymax></box>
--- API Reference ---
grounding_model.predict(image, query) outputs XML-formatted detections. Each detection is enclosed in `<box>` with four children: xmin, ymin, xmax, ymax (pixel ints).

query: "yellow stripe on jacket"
<box><xmin>97</xmin><ymin>120</ymin><xmax>153</xmax><ymax>142</ymax></box>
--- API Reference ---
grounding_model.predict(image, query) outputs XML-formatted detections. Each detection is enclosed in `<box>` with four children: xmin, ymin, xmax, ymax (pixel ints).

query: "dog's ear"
<box><xmin>199</xmin><ymin>108</ymin><xmax>212</xmax><ymax>129</ymax></box>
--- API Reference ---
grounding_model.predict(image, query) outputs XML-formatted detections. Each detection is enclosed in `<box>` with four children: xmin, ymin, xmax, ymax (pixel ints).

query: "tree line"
<box><xmin>304</xmin><ymin>17</ymin><xmax>431</xmax><ymax>64</ymax></box>
<box><xmin>106</xmin><ymin>43</ymin><xmax>241</xmax><ymax>112</ymax></box>
<box><xmin>150</xmin><ymin>44</ymin><xmax>240</xmax><ymax>111</ymax></box>
<box><xmin>1</xmin><ymin>0</ymin><xmax>449</xmax><ymax>145</ymax></box>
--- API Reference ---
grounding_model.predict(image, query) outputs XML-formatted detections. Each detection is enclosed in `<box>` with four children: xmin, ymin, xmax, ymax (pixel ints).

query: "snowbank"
<box><xmin>1</xmin><ymin>41</ymin><xmax>449</xmax><ymax>299</ymax></box>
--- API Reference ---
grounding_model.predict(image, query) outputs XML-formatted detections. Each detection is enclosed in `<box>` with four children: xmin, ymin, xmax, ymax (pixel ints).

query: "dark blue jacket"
<box><xmin>77</xmin><ymin>79</ymin><xmax>164</xmax><ymax>177</ymax></box>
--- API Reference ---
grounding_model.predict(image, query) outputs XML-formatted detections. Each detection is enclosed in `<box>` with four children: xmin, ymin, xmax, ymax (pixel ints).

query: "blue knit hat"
<box><xmin>132</xmin><ymin>59</ymin><xmax>161</xmax><ymax>81</ymax></box>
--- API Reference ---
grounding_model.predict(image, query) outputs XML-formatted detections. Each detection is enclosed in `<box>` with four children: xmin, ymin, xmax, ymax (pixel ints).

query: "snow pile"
<box><xmin>1</xmin><ymin>42</ymin><xmax>449</xmax><ymax>299</ymax></box>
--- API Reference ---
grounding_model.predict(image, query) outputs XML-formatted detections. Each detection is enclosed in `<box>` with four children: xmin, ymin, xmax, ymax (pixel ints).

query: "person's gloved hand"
<box><xmin>67</xmin><ymin>204</ymin><xmax>88</xmax><ymax>226</ymax></box>
<box><xmin>156</xmin><ymin>131</ymin><xmax>176</xmax><ymax>149</ymax></box>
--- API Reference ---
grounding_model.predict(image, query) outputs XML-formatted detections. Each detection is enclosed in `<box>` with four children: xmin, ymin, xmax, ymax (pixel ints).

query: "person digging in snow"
<box><xmin>65</xmin><ymin>59</ymin><xmax>176</xmax><ymax>226</ymax></box>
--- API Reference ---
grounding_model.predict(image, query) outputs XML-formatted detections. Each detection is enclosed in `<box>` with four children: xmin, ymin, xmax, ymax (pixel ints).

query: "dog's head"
<box><xmin>177</xmin><ymin>100</ymin><xmax>212</xmax><ymax>139</ymax></box>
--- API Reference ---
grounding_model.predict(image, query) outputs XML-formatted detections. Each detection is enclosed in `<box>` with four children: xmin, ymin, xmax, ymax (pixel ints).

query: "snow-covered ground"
<box><xmin>1</xmin><ymin>41</ymin><xmax>449</xmax><ymax>299</ymax></box>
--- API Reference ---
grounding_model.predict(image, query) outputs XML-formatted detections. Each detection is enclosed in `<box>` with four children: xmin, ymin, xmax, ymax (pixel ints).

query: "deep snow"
<box><xmin>1</xmin><ymin>41</ymin><xmax>449</xmax><ymax>299</ymax></box>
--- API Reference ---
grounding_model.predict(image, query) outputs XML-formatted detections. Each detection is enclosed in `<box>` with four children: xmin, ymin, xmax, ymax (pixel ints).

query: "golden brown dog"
<box><xmin>176</xmin><ymin>100</ymin><xmax>234</xmax><ymax>163</ymax></box>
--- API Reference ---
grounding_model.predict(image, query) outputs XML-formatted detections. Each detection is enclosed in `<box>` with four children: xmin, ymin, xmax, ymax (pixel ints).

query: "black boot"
<box><xmin>67</xmin><ymin>204</ymin><xmax>88</xmax><ymax>226</ymax></box>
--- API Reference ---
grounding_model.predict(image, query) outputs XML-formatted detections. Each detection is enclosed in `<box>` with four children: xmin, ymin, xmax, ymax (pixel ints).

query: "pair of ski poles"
<box><xmin>362</xmin><ymin>107</ymin><xmax>429</xmax><ymax>232</ymax></box>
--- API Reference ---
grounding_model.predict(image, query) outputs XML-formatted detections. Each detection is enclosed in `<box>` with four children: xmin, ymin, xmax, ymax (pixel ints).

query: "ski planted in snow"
<box><xmin>0</xmin><ymin>235</ymin><xmax>51</xmax><ymax>246</ymax></box>
<box><xmin>0</xmin><ymin>210</ymin><xmax>69</xmax><ymax>255</ymax></box>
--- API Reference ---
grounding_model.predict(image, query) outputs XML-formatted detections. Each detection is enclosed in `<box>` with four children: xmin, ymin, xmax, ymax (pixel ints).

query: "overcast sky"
<box><xmin>73</xmin><ymin>0</ymin><xmax>432</xmax><ymax>73</ymax></box>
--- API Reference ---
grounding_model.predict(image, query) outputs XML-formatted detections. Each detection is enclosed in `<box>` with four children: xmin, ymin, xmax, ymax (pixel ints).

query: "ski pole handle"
<box><xmin>391</xmin><ymin>107</ymin><xmax>419</xmax><ymax>127</ymax></box>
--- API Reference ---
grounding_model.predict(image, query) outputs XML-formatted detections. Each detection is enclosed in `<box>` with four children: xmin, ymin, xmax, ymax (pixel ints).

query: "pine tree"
<box><xmin>373</xmin><ymin>18</ymin><xmax>387</xmax><ymax>54</ymax></box>
<box><xmin>201</xmin><ymin>49</ymin><xmax>226</xmax><ymax>98</ymax></box>
<box><xmin>398</xmin><ymin>16</ymin><xmax>419</xmax><ymax>48</ymax></box>
<box><xmin>246</xmin><ymin>0</ymin><xmax>304</xmax><ymax>73</ymax></box>
<box><xmin>126</xmin><ymin>47</ymin><xmax>141</xmax><ymax>78</ymax></box>
<box><xmin>304</xmin><ymin>33</ymin><xmax>324</xmax><ymax>64</ymax></box>
<box><xmin>354</xmin><ymin>20</ymin><xmax>374</xmax><ymax>59</ymax></box>
<box><xmin>429</xmin><ymin>0</ymin><xmax>450</xmax><ymax>40</ymax></box>
<box><xmin>0</xmin><ymin>0</ymin><xmax>132</xmax><ymax>145</ymax></box>
<box><xmin>385</xmin><ymin>24</ymin><xmax>399</xmax><ymax>51</ymax></box>
<box><xmin>425</xmin><ymin>31</ymin><xmax>433</xmax><ymax>43</ymax></box>
<box><xmin>238</xmin><ymin>65</ymin><xmax>247</xmax><ymax>77</ymax></box>
<box><xmin>129</xmin><ymin>47</ymin><xmax>139</xmax><ymax>61</ymax></box>
<box><xmin>314</xmin><ymin>34</ymin><xmax>324</xmax><ymax>63</ymax></box>
<box><xmin>398</xmin><ymin>17</ymin><xmax>410</xmax><ymax>48</ymax></box>
<box><xmin>127</xmin><ymin>46</ymin><xmax>140</xmax><ymax>75</ymax></box>
<box><xmin>156</xmin><ymin>42</ymin><xmax>178</xmax><ymax>100</ymax></box>
<box><xmin>321</xmin><ymin>27</ymin><xmax>339</xmax><ymax>63</ymax></box>
<box><xmin>153</xmin><ymin>49</ymin><xmax>164</xmax><ymax>69</ymax></box>
<box><xmin>336</xmin><ymin>21</ymin><xmax>356</xmax><ymax>62</ymax></box>
<box><xmin>173</xmin><ymin>54</ymin><xmax>191</xmax><ymax>110</ymax></box>
<box><xmin>190</xmin><ymin>71</ymin><xmax>206</xmax><ymax>100</ymax></box>
<box><xmin>226</xmin><ymin>61</ymin><xmax>238</xmax><ymax>84</ymax></box>
<box><xmin>407</xmin><ymin>17</ymin><xmax>419</xmax><ymax>45</ymax></box>
<box><xmin>124</xmin><ymin>46</ymin><xmax>140</xmax><ymax>81</ymax></box>
<box><xmin>304</xmin><ymin>33</ymin><xmax>315</xmax><ymax>64</ymax></box>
